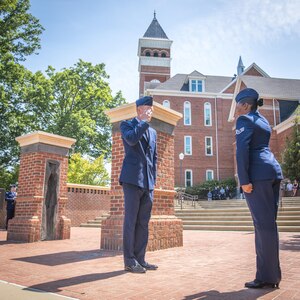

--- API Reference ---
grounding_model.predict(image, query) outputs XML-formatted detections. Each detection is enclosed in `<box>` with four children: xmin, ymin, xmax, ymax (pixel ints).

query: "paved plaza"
<box><xmin>0</xmin><ymin>228</ymin><xmax>299</xmax><ymax>300</ymax></box>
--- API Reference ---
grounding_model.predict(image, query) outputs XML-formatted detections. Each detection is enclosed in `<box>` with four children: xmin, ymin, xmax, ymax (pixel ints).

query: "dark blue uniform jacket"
<box><xmin>119</xmin><ymin>118</ymin><xmax>157</xmax><ymax>190</ymax></box>
<box><xmin>5</xmin><ymin>191</ymin><xmax>16</xmax><ymax>210</ymax></box>
<box><xmin>236</xmin><ymin>111</ymin><xmax>282</xmax><ymax>185</ymax></box>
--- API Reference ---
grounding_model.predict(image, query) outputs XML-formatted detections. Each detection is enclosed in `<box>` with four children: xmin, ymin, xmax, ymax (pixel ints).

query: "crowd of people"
<box><xmin>282</xmin><ymin>179</ymin><xmax>299</xmax><ymax>197</ymax></box>
<box><xmin>207</xmin><ymin>185</ymin><xmax>231</xmax><ymax>201</ymax></box>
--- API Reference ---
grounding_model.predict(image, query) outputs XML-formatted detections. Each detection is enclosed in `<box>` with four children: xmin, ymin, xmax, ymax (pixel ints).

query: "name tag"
<box><xmin>236</xmin><ymin>127</ymin><xmax>245</xmax><ymax>135</ymax></box>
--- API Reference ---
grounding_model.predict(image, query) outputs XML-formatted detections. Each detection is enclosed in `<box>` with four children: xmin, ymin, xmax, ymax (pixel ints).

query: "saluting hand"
<box><xmin>242</xmin><ymin>183</ymin><xmax>253</xmax><ymax>193</ymax></box>
<box><xmin>138</xmin><ymin>107</ymin><xmax>153</xmax><ymax>122</ymax></box>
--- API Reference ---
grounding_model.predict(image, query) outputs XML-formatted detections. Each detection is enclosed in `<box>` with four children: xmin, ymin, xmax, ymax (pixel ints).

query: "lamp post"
<box><xmin>179</xmin><ymin>152</ymin><xmax>184</xmax><ymax>209</ymax></box>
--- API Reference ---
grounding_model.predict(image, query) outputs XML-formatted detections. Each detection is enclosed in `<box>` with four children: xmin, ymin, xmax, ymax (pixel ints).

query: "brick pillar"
<box><xmin>7</xmin><ymin>131</ymin><xmax>76</xmax><ymax>242</ymax></box>
<box><xmin>101</xmin><ymin>102</ymin><xmax>183</xmax><ymax>251</ymax></box>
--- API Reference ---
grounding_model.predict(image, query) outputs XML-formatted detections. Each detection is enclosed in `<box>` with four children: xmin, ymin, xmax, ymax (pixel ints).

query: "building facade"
<box><xmin>139</xmin><ymin>14</ymin><xmax>300</xmax><ymax>187</ymax></box>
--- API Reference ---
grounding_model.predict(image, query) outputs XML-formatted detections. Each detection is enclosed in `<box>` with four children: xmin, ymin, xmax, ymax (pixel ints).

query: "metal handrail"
<box><xmin>176</xmin><ymin>191</ymin><xmax>198</xmax><ymax>209</ymax></box>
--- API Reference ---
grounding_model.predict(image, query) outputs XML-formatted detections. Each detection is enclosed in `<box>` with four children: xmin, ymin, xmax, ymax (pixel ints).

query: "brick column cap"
<box><xmin>67</xmin><ymin>183</ymin><xmax>110</xmax><ymax>191</ymax></box>
<box><xmin>16</xmin><ymin>131</ymin><xmax>76</xmax><ymax>149</ymax></box>
<box><xmin>105</xmin><ymin>101</ymin><xmax>182</xmax><ymax>125</ymax></box>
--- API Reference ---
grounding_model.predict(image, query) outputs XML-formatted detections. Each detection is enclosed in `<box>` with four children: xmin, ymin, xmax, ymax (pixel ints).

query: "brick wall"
<box><xmin>274</xmin><ymin>126</ymin><xmax>294</xmax><ymax>160</ymax></box>
<box><xmin>7</xmin><ymin>145</ymin><xmax>71</xmax><ymax>242</ymax></box>
<box><xmin>154</xmin><ymin>95</ymin><xmax>235</xmax><ymax>185</ymax></box>
<box><xmin>65</xmin><ymin>184</ymin><xmax>110</xmax><ymax>226</ymax></box>
<box><xmin>139</xmin><ymin>65</ymin><xmax>170</xmax><ymax>97</ymax></box>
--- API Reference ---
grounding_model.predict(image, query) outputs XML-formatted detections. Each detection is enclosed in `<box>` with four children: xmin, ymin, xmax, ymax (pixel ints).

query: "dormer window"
<box><xmin>161</xmin><ymin>53</ymin><xmax>166</xmax><ymax>58</ymax></box>
<box><xmin>145</xmin><ymin>51</ymin><xmax>151</xmax><ymax>56</ymax></box>
<box><xmin>153</xmin><ymin>52</ymin><xmax>159</xmax><ymax>57</ymax></box>
<box><xmin>190</xmin><ymin>79</ymin><xmax>203</xmax><ymax>92</ymax></box>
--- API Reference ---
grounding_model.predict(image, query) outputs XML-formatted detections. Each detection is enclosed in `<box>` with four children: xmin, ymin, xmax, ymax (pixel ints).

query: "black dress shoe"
<box><xmin>245</xmin><ymin>279</ymin><xmax>279</xmax><ymax>289</ymax></box>
<box><xmin>140</xmin><ymin>262</ymin><xmax>158</xmax><ymax>270</ymax></box>
<box><xmin>124</xmin><ymin>263</ymin><xmax>146</xmax><ymax>273</ymax></box>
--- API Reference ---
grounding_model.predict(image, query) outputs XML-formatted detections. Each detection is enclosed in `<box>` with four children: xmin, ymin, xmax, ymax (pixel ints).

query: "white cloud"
<box><xmin>107</xmin><ymin>0</ymin><xmax>300</xmax><ymax>101</ymax></box>
<box><xmin>171</xmin><ymin>0</ymin><xmax>300</xmax><ymax>77</ymax></box>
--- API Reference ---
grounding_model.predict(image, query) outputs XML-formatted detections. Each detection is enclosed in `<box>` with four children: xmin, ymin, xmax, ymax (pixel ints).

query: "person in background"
<box><xmin>5</xmin><ymin>184</ymin><xmax>17</xmax><ymax>230</ymax></box>
<box><xmin>207</xmin><ymin>190</ymin><xmax>212</xmax><ymax>201</ymax></box>
<box><xmin>286</xmin><ymin>181</ymin><xmax>293</xmax><ymax>197</ymax></box>
<box><xmin>235</xmin><ymin>88</ymin><xmax>282</xmax><ymax>289</ymax></box>
<box><xmin>292</xmin><ymin>179</ymin><xmax>299</xmax><ymax>197</ymax></box>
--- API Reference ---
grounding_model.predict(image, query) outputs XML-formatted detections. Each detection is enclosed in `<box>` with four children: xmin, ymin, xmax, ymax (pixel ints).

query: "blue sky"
<box><xmin>23</xmin><ymin>0</ymin><xmax>300</xmax><ymax>103</ymax></box>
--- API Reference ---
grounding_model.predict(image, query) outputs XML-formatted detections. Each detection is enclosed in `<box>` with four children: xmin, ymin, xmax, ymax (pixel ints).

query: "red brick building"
<box><xmin>139</xmin><ymin>14</ymin><xmax>300</xmax><ymax>187</ymax></box>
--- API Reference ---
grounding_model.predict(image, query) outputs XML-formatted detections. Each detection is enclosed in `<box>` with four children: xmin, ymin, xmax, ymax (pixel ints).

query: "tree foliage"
<box><xmin>68</xmin><ymin>153</ymin><xmax>110</xmax><ymax>186</ymax></box>
<box><xmin>0</xmin><ymin>1</ymin><xmax>125</xmax><ymax>188</ymax></box>
<box><xmin>1</xmin><ymin>59</ymin><xmax>125</xmax><ymax>169</ymax></box>
<box><xmin>0</xmin><ymin>0</ymin><xmax>44</xmax><ymax>184</ymax></box>
<box><xmin>0</xmin><ymin>0</ymin><xmax>44</xmax><ymax>61</ymax></box>
<box><xmin>281</xmin><ymin>116</ymin><xmax>300</xmax><ymax>181</ymax></box>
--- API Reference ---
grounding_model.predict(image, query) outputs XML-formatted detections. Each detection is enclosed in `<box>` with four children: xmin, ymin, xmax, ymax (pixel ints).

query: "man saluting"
<box><xmin>119</xmin><ymin>96</ymin><xmax>158</xmax><ymax>273</ymax></box>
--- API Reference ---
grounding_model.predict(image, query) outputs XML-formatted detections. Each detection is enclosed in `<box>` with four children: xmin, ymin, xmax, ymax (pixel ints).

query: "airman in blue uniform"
<box><xmin>119</xmin><ymin>96</ymin><xmax>158</xmax><ymax>273</ymax></box>
<box><xmin>235</xmin><ymin>88</ymin><xmax>282</xmax><ymax>289</ymax></box>
<box><xmin>5</xmin><ymin>184</ymin><xmax>17</xmax><ymax>230</ymax></box>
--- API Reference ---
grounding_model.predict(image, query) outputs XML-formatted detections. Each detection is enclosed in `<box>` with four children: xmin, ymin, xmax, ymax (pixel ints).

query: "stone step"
<box><xmin>80</xmin><ymin>223</ymin><xmax>102</xmax><ymax>228</ymax></box>
<box><xmin>183</xmin><ymin>220</ymin><xmax>300</xmax><ymax>226</ymax></box>
<box><xmin>182</xmin><ymin>225</ymin><xmax>300</xmax><ymax>232</ymax></box>
<box><xmin>175</xmin><ymin>209</ymin><xmax>300</xmax><ymax>217</ymax></box>
<box><xmin>80</xmin><ymin>213</ymin><xmax>110</xmax><ymax>228</ymax></box>
<box><xmin>178</xmin><ymin>215</ymin><xmax>300</xmax><ymax>221</ymax></box>
<box><xmin>175</xmin><ymin>198</ymin><xmax>300</xmax><ymax>232</ymax></box>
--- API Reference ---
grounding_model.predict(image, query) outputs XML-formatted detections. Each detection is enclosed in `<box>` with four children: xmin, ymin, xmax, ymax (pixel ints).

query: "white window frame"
<box><xmin>189</xmin><ymin>79</ymin><xmax>204</xmax><ymax>92</ymax></box>
<box><xmin>184</xmin><ymin>101</ymin><xmax>191</xmax><ymax>125</ymax></box>
<box><xmin>206</xmin><ymin>170</ymin><xmax>214</xmax><ymax>181</ymax></box>
<box><xmin>185</xmin><ymin>169</ymin><xmax>193</xmax><ymax>187</ymax></box>
<box><xmin>162</xmin><ymin>99</ymin><xmax>170</xmax><ymax>108</ymax></box>
<box><xmin>204</xmin><ymin>102</ymin><xmax>212</xmax><ymax>126</ymax></box>
<box><xmin>184</xmin><ymin>136</ymin><xmax>192</xmax><ymax>155</ymax></box>
<box><xmin>205</xmin><ymin>136</ymin><xmax>213</xmax><ymax>156</ymax></box>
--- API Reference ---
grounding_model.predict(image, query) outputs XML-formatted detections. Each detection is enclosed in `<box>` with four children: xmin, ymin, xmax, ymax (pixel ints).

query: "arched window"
<box><xmin>161</xmin><ymin>52</ymin><xmax>166</xmax><ymax>57</ymax></box>
<box><xmin>150</xmin><ymin>79</ymin><xmax>160</xmax><ymax>83</ymax></box>
<box><xmin>204</xmin><ymin>102</ymin><xmax>212</xmax><ymax>126</ymax></box>
<box><xmin>153</xmin><ymin>52</ymin><xmax>158</xmax><ymax>57</ymax></box>
<box><xmin>145</xmin><ymin>52</ymin><xmax>151</xmax><ymax>56</ymax></box>
<box><xmin>184</xmin><ymin>101</ymin><xmax>191</xmax><ymax>125</ymax></box>
<box><xmin>163</xmin><ymin>100</ymin><xmax>170</xmax><ymax>108</ymax></box>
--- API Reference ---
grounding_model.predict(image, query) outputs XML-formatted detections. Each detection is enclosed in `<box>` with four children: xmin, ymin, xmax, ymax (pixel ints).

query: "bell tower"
<box><xmin>138</xmin><ymin>12</ymin><xmax>172</xmax><ymax>97</ymax></box>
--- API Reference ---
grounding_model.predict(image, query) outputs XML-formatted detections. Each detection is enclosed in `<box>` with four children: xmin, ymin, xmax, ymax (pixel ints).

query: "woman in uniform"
<box><xmin>235</xmin><ymin>88</ymin><xmax>282</xmax><ymax>289</ymax></box>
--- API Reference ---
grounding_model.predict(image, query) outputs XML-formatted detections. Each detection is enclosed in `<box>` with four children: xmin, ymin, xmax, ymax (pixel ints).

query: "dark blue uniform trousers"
<box><xmin>122</xmin><ymin>183</ymin><xmax>153</xmax><ymax>266</ymax></box>
<box><xmin>245</xmin><ymin>180</ymin><xmax>281</xmax><ymax>284</ymax></box>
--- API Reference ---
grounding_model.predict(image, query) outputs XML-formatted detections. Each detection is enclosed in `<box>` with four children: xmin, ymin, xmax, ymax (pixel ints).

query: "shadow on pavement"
<box><xmin>183</xmin><ymin>288</ymin><xmax>274</xmax><ymax>300</ymax></box>
<box><xmin>13</xmin><ymin>249</ymin><xmax>122</xmax><ymax>266</ymax></box>
<box><xmin>25</xmin><ymin>270</ymin><xmax>126</xmax><ymax>293</ymax></box>
<box><xmin>280</xmin><ymin>235</ymin><xmax>300</xmax><ymax>252</ymax></box>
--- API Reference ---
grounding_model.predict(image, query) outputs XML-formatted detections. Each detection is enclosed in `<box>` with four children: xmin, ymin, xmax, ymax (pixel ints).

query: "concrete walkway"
<box><xmin>0</xmin><ymin>228</ymin><xmax>299</xmax><ymax>300</ymax></box>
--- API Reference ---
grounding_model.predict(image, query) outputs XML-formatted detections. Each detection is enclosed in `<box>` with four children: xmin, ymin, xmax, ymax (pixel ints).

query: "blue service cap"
<box><xmin>235</xmin><ymin>88</ymin><xmax>259</xmax><ymax>103</ymax></box>
<box><xmin>136</xmin><ymin>96</ymin><xmax>153</xmax><ymax>107</ymax></box>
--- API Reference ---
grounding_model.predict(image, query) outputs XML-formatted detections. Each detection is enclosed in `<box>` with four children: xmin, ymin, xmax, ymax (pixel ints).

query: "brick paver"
<box><xmin>0</xmin><ymin>228</ymin><xmax>299</xmax><ymax>300</ymax></box>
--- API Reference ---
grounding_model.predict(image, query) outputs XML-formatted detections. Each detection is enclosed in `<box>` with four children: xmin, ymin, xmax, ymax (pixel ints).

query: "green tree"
<box><xmin>0</xmin><ymin>0</ymin><xmax>44</xmax><ymax>186</ymax></box>
<box><xmin>25</xmin><ymin>60</ymin><xmax>126</xmax><ymax>157</ymax></box>
<box><xmin>1</xmin><ymin>59</ymin><xmax>125</xmax><ymax>168</ymax></box>
<box><xmin>0</xmin><ymin>0</ymin><xmax>44</xmax><ymax>61</ymax></box>
<box><xmin>281</xmin><ymin>117</ymin><xmax>300</xmax><ymax>181</ymax></box>
<box><xmin>68</xmin><ymin>153</ymin><xmax>110</xmax><ymax>186</ymax></box>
